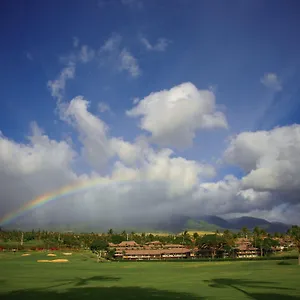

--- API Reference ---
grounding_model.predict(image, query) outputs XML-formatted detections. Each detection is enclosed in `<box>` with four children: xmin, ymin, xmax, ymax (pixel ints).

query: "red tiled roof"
<box><xmin>236</xmin><ymin>244</ymin><xmax>258</xmax><ymax>251</ymax></box>
<box><xmin>163</xmin><ymin>244</ymin><xmax>184</xmax><ymax>248</ymax></box>
<box><xmin>118</xmin><ymin>241</ymin><xmax>140</xmax><ymax>247</ymax></box>
<box><xmin>163</xmin><ymin>248</ymin><xmax>190</xmax><ymax>254</ymax></box>
<box><xmin>124</xmin><ymin>249</ymin><xmax>162</xmax><ymax>255</ymax></box>
<box><xmin>146</xmin><ymin>241</ymin><xmax>162</xmax><ymax>245</ymax></box>
<box><xmin>236</xmin><ymin>238</ymin><xmax>251</xmax><ymax>244</ymax></box>
<box><xmin>123</xmin><ymin>248</ymin><xmax>191</xmax><ymax>256</ymax></box>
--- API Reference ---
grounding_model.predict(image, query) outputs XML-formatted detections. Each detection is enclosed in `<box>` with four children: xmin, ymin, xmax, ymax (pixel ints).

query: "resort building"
<box><xmin>233</xmin><ymin>238</ymin><xmax>259</xmax><ymax>258</ymax></box>
<box><xmin>108</xmin><ymin>241</ymin><xmax>191</xmax><ymax>260</ymax></box>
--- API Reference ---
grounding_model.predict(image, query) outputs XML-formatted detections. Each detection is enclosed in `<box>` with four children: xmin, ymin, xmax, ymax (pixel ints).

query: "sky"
<box><xmin>1</xmin><ymin>0</ymin><xmax>300</xmax><ymax>229</ymax></box>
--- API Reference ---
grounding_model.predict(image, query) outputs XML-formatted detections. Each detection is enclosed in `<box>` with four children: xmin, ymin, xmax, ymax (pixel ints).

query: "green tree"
<box><xmin>140</xmin><ymin>232</ymin><xmax>146</xmax><ymax>244</ymax></box>
<box><xmin>196</xmin><ymin>234</ymin><xmax>226</xmax><ymax>259</ymax></box>
<box><xmin>222</xmin><ymin>230</ymin><xmax>236</xmax><ymax>258</ymax></box>
<box><xmin>241</xmin><ymin>227</ymin><xmax>249</xmax><ymax>238</ymax></box>
<box><xmin>260</xmin><ymin>237</ymin><xmax>280</xmax><ymax>256</ymax></box>
<box><xmin>287</xmin><ymin>225</ymin><xmax>300</xmax><ymax>265</ymax></box>
<box><xmin>148</xmin><ymin>233</ymin><xmax>154</xmax><ymax>241</ymax></box>
<box><xmin>253</xmin><ymin>226</ymin><xmax>267</xmax><ymax>256</ymax></box>
<box><xmin>107</xmin><ymin>228</ymin><xmax>114</xmax><ymax>236</ymax></box>
<box><xmin>106</xmin><ymin>248</ymin><xmax>116</xmax><ymax>260</ymax></box>
<box><xmin>111</xmin><ymin>234</ymin><xmax>124</xmax><ymax>244</ymax></box>
<box><xmin>181</xmin><ymin>230</ymin><xmax>190</xmax><ymax>245</ymax></box>
<box><xmin>90</xmin><ymin>239</ymin><xmax>109</xmax><ymax>262</ymax></box>
<box><xmin>130</xmin><ymin>231</ymin><xmax>136</xmax><ymax>240</ymax></box>
<box><xmin>223</xmin><ymin>230</ymin><xmax>235</xmax><ymax>246</ymax></box>
<box><xmin>273</xmin><ymin>232</ymin><xmax>280</xmax><ymax>238</ymax></box>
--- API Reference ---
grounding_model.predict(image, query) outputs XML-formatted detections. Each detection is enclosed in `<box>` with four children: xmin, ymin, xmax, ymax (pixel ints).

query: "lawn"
<box><xmin>0</xmin><ymin>252</ymin><xmax>299</xmax><ymax>299</ymax></box>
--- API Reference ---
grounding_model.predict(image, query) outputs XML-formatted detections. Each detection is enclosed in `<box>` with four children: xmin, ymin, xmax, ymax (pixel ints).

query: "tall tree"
<box><xmin>241</xmin><ymin>227</ymin><xmax>249</xmax><ymax>238</ymax></box>
<box><xmin>181</xmin><ymin>230</ymin><xmax>190</xmax><ymax>245</ymax></box>
<box><xmin>253</xmin><ymin>226</ymin><xmax>267</xmax><ymax>256</ymax></box>
<box><xmin>273</xmin><ymin>232</ymin><xmax>280</xmax><ymax>238</ymax></box>
<box><xmin>130</xmin><ymin>231</ymin><xmax>135</xmax><ymax>240</ymax></box>
<box><xmin>111</xmin><ymin>234</ymin><xmax>124</xmax><ymax>244</ymax></box>
<box><xmin>253</xmin><ymin>226</ymin><xmax>263</xmax><ymax>256</ymax></box>
<box><xmin>196</xmin><ymin>234</ymin><xmax>226</xmax><ymax>259</ymax></box>
<box><xmin>260</xmin><ymin>238</ymin><xmax>280</xmax><ymax>256</ymax></box>
<box><xmin>90</xmin><ymin>239</ymin><xmax>109</xmax><ymax>262</ymax></box>
<box><xmin>193</xmin><ymin>232</ymin><xmax>199</xmax><ymax>240</ymax></box>
<box><xmin>287</xmin><ymin>225</ymin><xmax>300</xmax><ymax>265</ymax></box>
<box><xmin>223</xmin><ymin>230</ymin><xmax>236</xmax><ymax>247</ymax></box>
<box><xmin>223</xmin><ymin>230</ymin><xmax>236</xmax><ymax>258</ymax></box>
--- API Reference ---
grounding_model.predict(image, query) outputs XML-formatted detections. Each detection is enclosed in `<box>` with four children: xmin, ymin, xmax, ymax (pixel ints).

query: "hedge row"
<box><xmin>114</xmin><ymin>255</ymin><xmax>298</xmax><ymax>262</ymax></box>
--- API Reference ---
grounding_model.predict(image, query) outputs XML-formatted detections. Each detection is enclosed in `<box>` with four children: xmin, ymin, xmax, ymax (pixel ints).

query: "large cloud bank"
<box><xmin>1</xmin><ymin>79</ymin><xmax>300</xmax><ymax>229</ymax></box>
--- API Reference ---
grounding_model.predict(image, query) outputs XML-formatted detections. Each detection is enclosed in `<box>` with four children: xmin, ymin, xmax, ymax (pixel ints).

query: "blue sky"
<box><xmin>2</xmin><ymin>0</ymin><xmax>300</xmax><ymax>140</ymax></box>
<box><xmin>1</xmin><ymin>0</ymin><xmax>300</xmax><ymax>227</ymax></box>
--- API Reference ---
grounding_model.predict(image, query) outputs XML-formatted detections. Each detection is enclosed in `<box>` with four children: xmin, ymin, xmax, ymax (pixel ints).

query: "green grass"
<box><xmin>0</xmin><ymin>252</ymin><xmax>299</xmax><ymax>299</ymax></box>
<box><xmin>273</xmin><ymin>249</ymin><xmax>298</xmax><ymax>257</ymax></box>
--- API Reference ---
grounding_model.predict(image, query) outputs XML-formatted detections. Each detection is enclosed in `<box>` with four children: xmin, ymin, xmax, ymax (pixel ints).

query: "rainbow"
<box><xmin>0</xmin><ymin>177</ymin><xmax>119</xmax><ymax>227</ymax></box>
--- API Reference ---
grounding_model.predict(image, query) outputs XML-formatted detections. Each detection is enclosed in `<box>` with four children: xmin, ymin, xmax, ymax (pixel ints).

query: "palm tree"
<box><xmin>130</xmin><ymin>231</ymin><xmax>135</xmax><ymax>241</ymax></box>
<box><xmin>223</xmin><ymin>230</ymin><xmax>236</xmax><ymax>258</ymax></box>
<box><xmin>287</xmin><ymin>225</ymin><xmax>300</xmax><ymax>265</ymax></box>
<box><xmin>196</xmin><ymin>234</ymin><xmax>226</xmax><ymax>259</ymax></box>
<box><xmin>241</xmin><ymin>227</ymin><xmax>249</xmax><ymax>238</ymax></box>
<box><xmin>193</xmin><ymin>232</ymin><xmax>199</xmax><ymax>240</ymax></box>
<box><xmin>253</xmin><ymin>226</ymin><xmax>265</xmax><ymax>256</ymax></box>
<box><xmin>182</xmin><ymin>230</ymin><xmax>189</xmax><ymax>244</ymax></box>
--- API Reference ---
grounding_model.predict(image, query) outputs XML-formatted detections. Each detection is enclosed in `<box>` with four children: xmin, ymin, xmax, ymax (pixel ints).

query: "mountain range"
<box><xmin>2</xmin><ymin>215</ymin><xmax>292</xmax><ymax>234</ymax></box>
<box><xmin>155</xmin><ymin>215</ymin><xmax>292</xmax><ymax>234</ymax></box>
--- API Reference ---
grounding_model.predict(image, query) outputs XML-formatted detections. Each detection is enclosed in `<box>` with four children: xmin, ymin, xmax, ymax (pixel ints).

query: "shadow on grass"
<box><xmin>204</xmin><ymin>278</ymin><xmax>298</xmax><ymax>300</ymax></box>
<box><xmin>244</xmin><ymin>294</ymin><xmax>300</xmax><ymax>300</ymax></box>
<box><xmin>0</xmin><ymin>286</ymin><xmax>203</xmax><ymax>300</ymax></box>
<box><xmin>277</xmin><ymin>261</ymin><xmax>293</xmax><ymax>265</ymax></box>
<box><xmin>43</xmin><ymin>275</ymin><xmax>121</xmax><ymax>289</ymax></box>
<box><xmin>74</xmin><ymin>275</ymin><xmax>121</xmax><ymax>286</ymax></box>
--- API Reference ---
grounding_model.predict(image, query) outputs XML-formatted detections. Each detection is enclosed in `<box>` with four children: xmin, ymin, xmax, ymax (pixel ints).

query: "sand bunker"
<box><xmin>63</xmin><ymin>253</ymin><xmax>72</xmax><ymax>256</ymax></box>
<box><xmin>37</xmin><ymin>259</ymin><xmax>69</xmax><ymax>263</ymax></box>
<box><xmin>52</xmin><ymin>259</ymin><xmax>69</xmax><ymax>263</ymax></box>
<box><xmin>37</xmin><ymin>260</ymin><xmax>52</xmax><ymax>263</ymax></box>
<box><xmin>21</xmin><ymin>254</ymin><xmax>31</xmax><ymax>257</ymax></box>
<box><xmin>47</xmin><ymin>253</ymin><xmax>57</xmax><ymax>257</ymax></box>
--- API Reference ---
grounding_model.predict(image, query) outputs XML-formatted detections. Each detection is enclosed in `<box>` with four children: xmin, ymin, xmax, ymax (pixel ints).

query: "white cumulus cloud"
<box><xmin>2</xmin><ymin>44</ymin><xmax>300</xmax><ymax>229</ymax></box>
<box><xmin>260</xmin><ymin>73</ymin><xmax>282</xmax><ymax>91</ymax></box>
<box><xmin>119</xmin><ymin>48</ymin><xmax>141</xmax><ymax>77</ymax></box>
<box><xmin>98</xmin><ymin>102</ymin><xmax>111</xmax><ymax>113</ymax></box>
<box><xmin>79</xmin><ymin>45</ymin><xmax>95</xmax><ymax>63</ymax></box>
<box><xmin>140</xmin><ymin>37</ymin><xmax>171</xmax><ymax>52</ymax></box>
<box><xmin>63</xmin><ymin>96</ymin><xmax>114</xmax><ymax>169</ymax></box>
<box><xmin>224</xmin><ymin>124</ymin><xmax>300</xmax><ymax>198</ymax></box>
<box><xmin>99</xmin><ymin>34</ymin><xmax>141</xmax><ymax>78</ymax></box>
<box><xmin>127</xmin><ymin>82</ymin><xmax>228</xmax><ymax>148</ymax></box>
<box><xmin>47</xmin><ymin>63</ymin><xmax>76</xmax><ymax>102</ymax></box>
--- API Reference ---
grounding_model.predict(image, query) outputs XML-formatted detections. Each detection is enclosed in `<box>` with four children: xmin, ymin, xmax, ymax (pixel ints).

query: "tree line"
<box><xmin>0</xmin><ymin>226</ymin><xmax>299</xmax><ymax>264</ymax></box>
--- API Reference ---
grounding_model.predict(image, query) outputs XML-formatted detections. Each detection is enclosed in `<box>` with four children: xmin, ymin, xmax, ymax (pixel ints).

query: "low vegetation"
<box><xmin>0</xmin><ymin>252</ymin><xmax>299</xmax><ymax>299</ymax></box>
<box><xmin>0</xmin><ymin>225</ymin><xmax>299</xmax><ymax>263</ymax></box>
